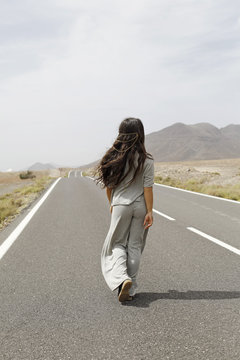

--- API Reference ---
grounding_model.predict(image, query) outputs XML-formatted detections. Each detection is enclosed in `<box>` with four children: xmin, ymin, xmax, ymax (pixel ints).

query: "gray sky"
<box><xmin>0</xmin><ymin>0</ymin><xmax>240</xmax><ymax>171</ymax></box>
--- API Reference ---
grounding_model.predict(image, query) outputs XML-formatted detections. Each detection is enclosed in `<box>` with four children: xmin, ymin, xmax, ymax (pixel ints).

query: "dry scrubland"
<box><xmin>0</xmin><ymin>168</ymin><xmax>70</xmax><ymax>231</ymax></box>
<box><xmin>85</xmin><ymin>158</ymin><xmax>240</xmax><ymax>201</ymax></box>
<box><xmin>154</xmin><ymin>158</ymin><xmax>240</xmax><ymax>201</ymax></box>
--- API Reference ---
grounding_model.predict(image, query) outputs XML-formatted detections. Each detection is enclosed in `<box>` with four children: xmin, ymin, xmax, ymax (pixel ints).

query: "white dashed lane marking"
<box><xmin>187</xmin><ymin>227</ymin><xmax>240</xmax><ymax>256</ymax></box>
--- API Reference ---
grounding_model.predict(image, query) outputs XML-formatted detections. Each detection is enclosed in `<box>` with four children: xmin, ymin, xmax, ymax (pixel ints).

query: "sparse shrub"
<box><xmin>19</xmin><ymin>171</ymin><xmax>36</xmax><ymax>180</ymax></box>
<box><xmin>15</xmin><ymin>199</ymin><xmax>23</xmax><ymax>206</ymax></box>
<box><xmin>199</xmin><ymin>177</ymin><xmax>208</xmax><ymax>184</ymax></box>
<box><xmin>0</xmin><ymin>197</ymin><xmax>18</xmax><ymax>223</ymax></box>
<box><xmin>186</xmin><ymin>178</ymin><xmax>198</xmax><ymax>185</ymax></box>
<box><xmin>163</xmin><ymin>176</ymin><xmax>177</xmax><ymax>186</ymax></box>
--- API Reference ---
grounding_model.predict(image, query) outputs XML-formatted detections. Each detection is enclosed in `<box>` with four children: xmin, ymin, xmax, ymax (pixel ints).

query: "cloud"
<box><xmin>0</xmin><ymin>0</ymin><xmax>240</xmax><ymax>170</ymax></box>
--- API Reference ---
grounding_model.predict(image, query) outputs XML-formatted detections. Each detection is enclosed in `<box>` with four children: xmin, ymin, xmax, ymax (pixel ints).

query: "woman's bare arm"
<box><xmin>106</xmin><ymin>187</ymin><xmax>113</xmax><ymax>213</ymax></box>
<box><xmin>106</xmin><ymin>187</ymin><xmax>112</xmax><ymax>204</ymax></box>
<box><xmin>143</xmin><ymin>187</ymin><xmax>153</xmax><ymax>229</ymax></box>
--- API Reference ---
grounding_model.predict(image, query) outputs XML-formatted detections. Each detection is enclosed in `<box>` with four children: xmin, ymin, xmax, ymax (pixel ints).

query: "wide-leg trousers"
<box><xmin>101</xmin><ymin>194</ymin><xmax>149</xmax><ymax>296</ymax></box>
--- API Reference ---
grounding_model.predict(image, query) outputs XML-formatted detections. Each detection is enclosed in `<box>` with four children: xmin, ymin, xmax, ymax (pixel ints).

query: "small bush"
<box><xmin>19</xmin><ymin>171</ymin><xmax>36</xmax><ymax>180</ymax></box>
<box><xmin>186</xmin><ymin>178</ymin><xmax>198</xmax><ymax>185</ymax></box>
<box><xmin>0</xmin><ymin>197</ymin><xmax>18</xmax><ymax>223</ymax></box>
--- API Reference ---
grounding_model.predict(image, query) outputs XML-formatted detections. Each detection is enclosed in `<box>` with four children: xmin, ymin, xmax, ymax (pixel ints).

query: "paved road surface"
<box><xmin>1</xmin><ymin>172</ymin><xmax>240</xmax><ymax>360</ymax></box>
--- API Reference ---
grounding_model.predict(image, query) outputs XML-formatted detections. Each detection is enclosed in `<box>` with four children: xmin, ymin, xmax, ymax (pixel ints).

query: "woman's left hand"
<box><xmin>143</xmin><ymin>211</ymin><xmax>153</xmax><ymax>229</ymax></box>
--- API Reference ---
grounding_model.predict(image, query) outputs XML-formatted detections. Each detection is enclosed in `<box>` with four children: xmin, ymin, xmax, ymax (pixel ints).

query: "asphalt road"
<box><xmin>0</xmin><ymin>172</ymin><xmax>240</xmax><ymax>360</ymax></box>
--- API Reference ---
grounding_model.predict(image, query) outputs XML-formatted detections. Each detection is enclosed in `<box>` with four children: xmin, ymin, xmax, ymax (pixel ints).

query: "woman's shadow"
<box><xmin>122</xmin><ymin>289</ymin><xmax>240</xmax><ymax>308</ymax></box>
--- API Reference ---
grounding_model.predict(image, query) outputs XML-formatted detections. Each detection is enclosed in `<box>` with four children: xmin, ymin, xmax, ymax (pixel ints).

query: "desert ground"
<box><xmin>154</xmin><ymin>158</ymin><xmax>240</xmax><ymax>186</ymax></box>
<box><xmin>0</xmin><ymin>168</ymin><xmax>66</xmax><ymax>196</ymax></box>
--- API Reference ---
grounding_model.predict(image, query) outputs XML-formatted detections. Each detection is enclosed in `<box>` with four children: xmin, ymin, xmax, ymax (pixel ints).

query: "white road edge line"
<box><xmin>81</xmin><ymin>172</ymin><xmax>94</xmax><ymax>180</ymax></box>
<box><xmin>0</xmin><ymin>177</ymin><xmax>62</xmax><ymax>261</ymax></box>
<box><xmin>187</xmin><ymin>226</ymin><xmax>240</xmax><ymax>256</ymax></box>
<box><xmin>153</xmin><ymin>209</ymin><xmax>175</xmax><ymax>221</ymax></box>
<box><xmin>154</xmin><ymin>183</ymin><xmax>240</xmax><ymax>205</ymax></box>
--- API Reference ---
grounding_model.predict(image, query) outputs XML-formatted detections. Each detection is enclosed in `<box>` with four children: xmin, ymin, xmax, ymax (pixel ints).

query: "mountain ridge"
<box><xmin>145</xmin><ymin>122</ymin><xmax>240</xmax><ymax>162</ymax></box>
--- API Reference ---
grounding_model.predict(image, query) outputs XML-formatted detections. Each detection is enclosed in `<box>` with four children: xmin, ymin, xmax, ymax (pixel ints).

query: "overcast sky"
<box><xmin>0</xmin><ymin>0</ymin><xmax>240</xmax><ymax>171</ymax></box>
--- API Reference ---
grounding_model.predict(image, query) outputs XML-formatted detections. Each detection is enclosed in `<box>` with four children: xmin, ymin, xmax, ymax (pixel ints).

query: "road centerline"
<box><xmin>153</xmin><ymin>209</ymin><xmax>175</xmax><ymax>221</ymax></box>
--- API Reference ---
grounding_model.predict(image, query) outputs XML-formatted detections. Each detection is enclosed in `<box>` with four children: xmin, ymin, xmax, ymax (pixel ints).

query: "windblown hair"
<box><xmin>94</xmin><ymin>118</ymin><xmax>153</xmax><ymax>189</ymax></box>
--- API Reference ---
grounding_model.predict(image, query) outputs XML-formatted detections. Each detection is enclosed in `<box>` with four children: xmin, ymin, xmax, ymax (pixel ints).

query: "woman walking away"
<box><xmin>95</xmin><ymin>118</ymin><xmax>154</xmax><ymax>302</ymax></box>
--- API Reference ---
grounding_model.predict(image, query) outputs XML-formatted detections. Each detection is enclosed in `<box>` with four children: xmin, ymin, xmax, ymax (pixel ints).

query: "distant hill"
<box><xmin>78</xmin><ymin>159</ymin><xmax>99</xmax><ymax>170</ymax></box>
<box><xmin>145</xmin><ymin>122</ymin><xmax>240</xmax><ymax>161</ymax></box>
<box><xmin>220</xmin><ymin>124</ymin><xmax>240</xmax><ymax>139</ymax></box>
<box><xmin>28</xmin><ymin>162</ymin><xmax>57</xmax><ymax>171</ymax></box>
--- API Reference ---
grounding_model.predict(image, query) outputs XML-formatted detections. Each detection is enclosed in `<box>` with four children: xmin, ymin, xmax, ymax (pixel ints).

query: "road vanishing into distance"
<box><xmin>1</xmin><ymin>170</ymin><xmax>240</xmax><ymax>360</ymax></box>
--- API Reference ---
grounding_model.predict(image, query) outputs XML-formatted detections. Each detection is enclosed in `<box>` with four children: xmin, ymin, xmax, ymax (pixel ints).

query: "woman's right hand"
<box><xmin>143</xmin><ymin>211</ymin><xmax>153</xmax><ymax>229</ymax></box>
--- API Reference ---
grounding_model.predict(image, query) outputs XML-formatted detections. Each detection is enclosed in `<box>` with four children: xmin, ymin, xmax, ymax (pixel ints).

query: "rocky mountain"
<box><xmin>145</xmin><ymin>123</ymin><xmax>240</xmax><ymax>161</ymax></box>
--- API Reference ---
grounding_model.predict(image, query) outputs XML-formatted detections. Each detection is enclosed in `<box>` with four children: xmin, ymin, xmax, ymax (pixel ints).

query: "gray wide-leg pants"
<box><xmin>101</xmin><ymin>194</ymin><xmax>149</xmax><ymax>296</ymax></box>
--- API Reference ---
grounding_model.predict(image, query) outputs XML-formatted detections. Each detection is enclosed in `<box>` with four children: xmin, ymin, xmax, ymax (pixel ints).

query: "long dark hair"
<box><xmin>95</xmin><ymin>118</ymin><xmax>153</xmax><ymax>189</ymax></box>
